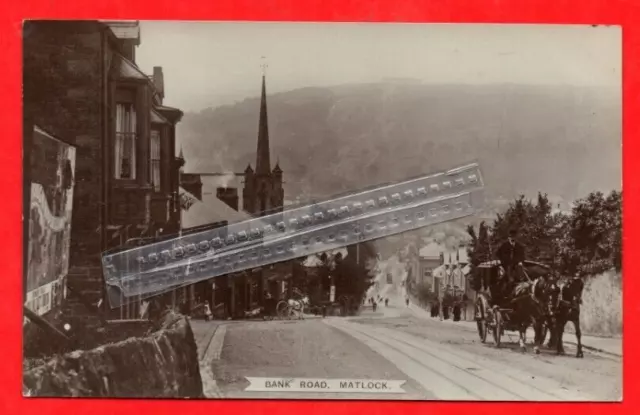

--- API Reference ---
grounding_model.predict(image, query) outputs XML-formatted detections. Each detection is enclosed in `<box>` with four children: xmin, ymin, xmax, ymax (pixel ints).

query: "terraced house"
<box><xmin>23</xmin><ymin>20</ymin><xmax>184</xmax><ymax>321</ymax></box>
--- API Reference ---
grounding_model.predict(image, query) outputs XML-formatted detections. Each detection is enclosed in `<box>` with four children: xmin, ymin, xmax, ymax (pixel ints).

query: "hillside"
<box><xmin>178</xmin><ymin>82</ymin><xmax>621</xmax><ymax>204</ymax></box>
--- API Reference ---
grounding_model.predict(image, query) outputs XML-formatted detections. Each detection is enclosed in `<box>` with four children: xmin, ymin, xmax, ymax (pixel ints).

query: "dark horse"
<box><xmin>547</xmin><ymin>276</ymin><xmax>585</xmax><ymax>358</ymax></box>
<box><xmin>510</xmin><ymin>275</ymin><xmax>554</xmax><ymax>354</ymax></box>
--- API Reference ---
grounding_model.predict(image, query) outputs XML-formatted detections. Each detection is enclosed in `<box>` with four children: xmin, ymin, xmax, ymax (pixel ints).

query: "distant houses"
<box><xmin>408</xmin><ymin>241</ymin><xmax>471</xmax><ymax>298</ymax></box>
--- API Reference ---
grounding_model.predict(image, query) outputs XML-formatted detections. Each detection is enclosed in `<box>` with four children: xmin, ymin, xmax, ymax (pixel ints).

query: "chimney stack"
<box><xmin>153</xmin><ymin>66</ymin><xmax>165</xmax><ymax>101</ymax></box>
<box><xmin>217</xmin><ymin>187</ymin><xmax>239</xmax><ymax>211</ymax></box>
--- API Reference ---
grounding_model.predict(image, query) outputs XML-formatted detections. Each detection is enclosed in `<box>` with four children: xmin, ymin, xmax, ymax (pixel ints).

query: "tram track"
<box><xmin>325</xmin><ymin>318</ymin><xmax>590</xmax><ymax>401</ymax></box>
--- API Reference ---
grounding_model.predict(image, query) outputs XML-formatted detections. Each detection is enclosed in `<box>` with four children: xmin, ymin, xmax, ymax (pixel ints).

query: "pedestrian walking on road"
<box><xmin>405</xmin><ymin>297</ymin><xmax>410</xmax><ymax>307</ymax></box>
<box><xmin>385</xmin><ymin>298</ymin><xmax>389</xmax><ymax>307</ymax></box>
<box><xmin>372</xmin><ymin>301</ymin><xmax>377</xmax><ymax>312</ymax></box>
<box><xmin>204</xmin><ymin>301</ymin><xmax>213</xmax><ymax>321</ymax></box>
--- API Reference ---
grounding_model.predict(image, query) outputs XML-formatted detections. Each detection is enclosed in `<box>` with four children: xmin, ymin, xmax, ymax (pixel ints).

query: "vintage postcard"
<box><xmin>22</xmin><ymin>21</ymin><xmax>622</xmax><ymax>401</ymax></box>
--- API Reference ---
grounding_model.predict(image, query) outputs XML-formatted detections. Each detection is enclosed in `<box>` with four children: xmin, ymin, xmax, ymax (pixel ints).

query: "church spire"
<box><xmin>255</xmin><ymin>59</ymin><xmax>271</xmax><ymax>175</ymax></box>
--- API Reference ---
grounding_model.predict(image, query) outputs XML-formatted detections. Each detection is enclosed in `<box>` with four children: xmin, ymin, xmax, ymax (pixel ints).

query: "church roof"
<box><xmin>273</xmin><ymin>163</ymin><xmax>282</xmax><ymax>173</ymax></box>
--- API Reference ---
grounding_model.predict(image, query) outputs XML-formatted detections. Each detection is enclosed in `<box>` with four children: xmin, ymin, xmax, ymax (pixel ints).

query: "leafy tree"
<box><xmin>334</xmin><ymin>242</ymin><xmax>377</xmax><ymax>305</ymax></box>
<box><xmin>467</xmin><ymin>190</ymin><xmax>622</xmax><ymax>278</ymax></box>
<box><xmin>466</xmin><ymin>221</ymin><xmax>491</xmax><ymax>266</ymax></box>
<box><xmin>468</xmin><ymin>193</ymin><xmax>559</xmax><ymax>267</ymax></box>
<box><xmin>290</xmin><ymin>257</ymin><xmax>313</xmax><ymax>295</ymax></box>
<box><xmin>561</xmin><ymin>190</ymin><xmax>622</xmax><ymax>274</ymax></box>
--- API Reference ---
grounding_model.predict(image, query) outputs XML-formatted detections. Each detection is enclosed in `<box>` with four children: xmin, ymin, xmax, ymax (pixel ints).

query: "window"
<box><xmin>114</xmin><ymin>103</ymin><xmax>137</xmax><ymax>179</ymax></box>
<box><xmin>150</xmin><ymin>129</ymin><xmax>161</xmax><ymax>191</ymax></box>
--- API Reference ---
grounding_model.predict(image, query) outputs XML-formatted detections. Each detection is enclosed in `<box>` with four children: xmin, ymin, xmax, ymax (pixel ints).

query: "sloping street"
<box><xmin>192</xmin><ymin>299</ymin><xmax>621</xmax><ymax>401</ymax></box>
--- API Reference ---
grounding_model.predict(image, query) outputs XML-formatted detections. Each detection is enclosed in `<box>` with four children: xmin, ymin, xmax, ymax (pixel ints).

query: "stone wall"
<box><xmin>23</xmin><ymin>312</ymin><xmax>203</xmax><ymax>398</ymax></box>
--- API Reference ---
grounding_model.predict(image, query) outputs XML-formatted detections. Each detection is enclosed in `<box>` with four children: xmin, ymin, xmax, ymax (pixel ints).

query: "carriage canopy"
<box><xmin>469</xmin><ymin>260</ymin><xmax>554</xmax><ymax>291</ymax></box>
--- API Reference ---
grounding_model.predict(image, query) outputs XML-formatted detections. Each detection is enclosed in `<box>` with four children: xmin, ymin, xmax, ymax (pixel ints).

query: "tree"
<box><xmin>466</xmin><ymin>190</ymin><xmax>622</xmax><ymax>278</ymax></box>
<box><xmin>290</xmin><ymin>257</ymin><xmax>313</xmax><ymax>295</ymax></box>
<box><xmin>467</xmin><ymin>193</ymin><xmax>559</xmax><ymax>267</ymax></box>
<box><xmin>467</xmin><ymin>221</ymin><xmax>491</xmax><ymax>266</ymax></box>
<box><xmin>560</xmin><ymin>190</ymin><xmax>622</xmax><ymax>274</ymax></box>
<box><xmin>334</xmin><ymin>242</ymin><xmax>378</xmax><ymax>305</ymax></box>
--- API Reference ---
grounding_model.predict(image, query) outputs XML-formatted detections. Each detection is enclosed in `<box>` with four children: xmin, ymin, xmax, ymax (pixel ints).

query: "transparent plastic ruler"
<box><xmin>105</xmin><ymin>189</ymin><xmax>484</xmax><ymax>308</ymax></box>
<box><xmin>103</xmin><ymin>162</ymin><xmax>482</xmax><ymax>277</ymax></box>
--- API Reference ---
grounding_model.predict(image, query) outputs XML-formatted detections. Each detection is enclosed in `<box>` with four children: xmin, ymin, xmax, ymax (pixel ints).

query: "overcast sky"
<box><xmin>135</xmin><ymin>22</ymin><xmax>620</xmax><ymax>112</ymax></box>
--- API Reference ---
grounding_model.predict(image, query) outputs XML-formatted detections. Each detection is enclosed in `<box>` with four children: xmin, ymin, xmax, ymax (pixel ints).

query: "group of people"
<box><xmin>367</xmin><ymin>296</ymin><xmax>390</xmax><ymax>312</ymax></box>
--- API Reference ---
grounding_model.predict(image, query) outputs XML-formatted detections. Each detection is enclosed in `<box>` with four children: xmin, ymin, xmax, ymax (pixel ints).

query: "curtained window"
<box><xmin>114</xmin><ymin>102</ymin><xmax>137</xmax><ymax>179</ymax></box>
<box><xmin>150</xmin><ymin>129</ymin><xmax>161</xmax><ymax>191</ymax></box>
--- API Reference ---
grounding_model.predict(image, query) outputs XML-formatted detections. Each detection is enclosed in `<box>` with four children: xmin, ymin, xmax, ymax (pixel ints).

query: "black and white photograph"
<box><xmin>22</xmin><ymin>21</ymin><xmax>622</xmax><ymax>401</ymax></box>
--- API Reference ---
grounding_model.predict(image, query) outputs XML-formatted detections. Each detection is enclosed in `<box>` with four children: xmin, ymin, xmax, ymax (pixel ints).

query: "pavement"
<box><xmin>190</xmin><ymin>302</ymin><xmax>622</xmax><ymax>401</ymax></box>
<box><xmin>392</xmin><ymin>299</ymin><xmax>622</xmax><ymax>357</ymax></box>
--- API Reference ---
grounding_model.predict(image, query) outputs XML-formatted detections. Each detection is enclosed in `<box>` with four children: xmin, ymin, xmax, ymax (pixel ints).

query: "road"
<box><xmin>192</xmin><ymin>301</ymin><xmax>622</xmax><ymax>401</ymax></box>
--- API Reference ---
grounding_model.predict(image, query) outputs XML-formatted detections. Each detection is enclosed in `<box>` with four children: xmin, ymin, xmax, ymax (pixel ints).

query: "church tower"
<box><xmin>242</xmin><ymin>66</ymin><xmax>284</xmax><ymax>216</ymax></box>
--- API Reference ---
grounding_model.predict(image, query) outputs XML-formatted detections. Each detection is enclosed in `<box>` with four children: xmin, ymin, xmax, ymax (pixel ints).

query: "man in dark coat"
<box><xmin>495</xmin><ymin>229</ymin><xmax>526</xmax><ymax>301</ymax></box>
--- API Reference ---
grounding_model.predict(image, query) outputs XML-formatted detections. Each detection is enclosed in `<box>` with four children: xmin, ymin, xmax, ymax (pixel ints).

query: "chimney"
<box><xmin>217</xmin><ymin>187</ymin><xmax>239</xmax><ymax>211</ymax></box>
<box><xmin>153</xmin><ymin>66</ymin><xmax>165</xmax><ymax>101</ymax></box>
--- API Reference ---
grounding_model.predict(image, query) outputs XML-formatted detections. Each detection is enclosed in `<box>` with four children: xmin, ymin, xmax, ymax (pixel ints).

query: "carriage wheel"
<box><xmin>276</xmin><ymin>300</ymin><xmax>289</xmax><ymax>319</ymax></box>
<box><xmin>492</xmin><ymin>310</ymin><xmax>503</xmax><ymax>348</ymax></box>
<box><xmin>475</xmin><ymin>299</ymin><xmax>488</xmax><ymax>343</ymax></box>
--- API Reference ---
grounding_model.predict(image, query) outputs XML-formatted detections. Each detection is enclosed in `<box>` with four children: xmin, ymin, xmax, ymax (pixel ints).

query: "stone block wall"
<box><xmin>23</xmin><ymin>312</ymin><xmax>203</xmax><ymax>398</ymax></box>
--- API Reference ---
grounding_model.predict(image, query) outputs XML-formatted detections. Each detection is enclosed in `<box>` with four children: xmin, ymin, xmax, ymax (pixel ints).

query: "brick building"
<box><xmin>23</xmin><ymin>20</ymin><xmax>184</xmax><ymax>319</ymax></box>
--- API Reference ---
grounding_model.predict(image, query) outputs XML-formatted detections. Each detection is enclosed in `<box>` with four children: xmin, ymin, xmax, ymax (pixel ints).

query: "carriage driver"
<box><xmin>496</xmin><ymin>229</ymin><xmax>526</xmax><ymax>299</ymax></box>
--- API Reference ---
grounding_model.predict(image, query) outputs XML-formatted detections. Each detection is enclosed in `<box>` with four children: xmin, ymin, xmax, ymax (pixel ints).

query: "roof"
<box><xmin>443</xmin><ymin>249</ymin><xmax>469</xmax><ymax>264</ymax></box>
<box><xmin>180</xmin><ymin>186</ymin><xmax>252</xmax><ymax>229</ymax></box>
<box><xmin>419</xmin><ymin>242</ymin><xmax>442</xmax><ymax>258</ymax></box>
<box><xmin>302</xmin><ymin>248</ymin><xmax>349</xmax><ymax>268</ymax></box>
<box><xmin>151</xmin><ymin>109</ymin><xmax>170</xmax><ymax>125</ymax></box>
<box><xmin>100</xmin><ymin>20</ymin><xmax>141</xmax><ymax>44</ymax></box>
<box><xmin>33</xmin><ymin>125</ymin><xmax>76</xmax><ymax>148</ymax></box>
<box><xmin>115</xmin><ymin>53</ymin><xmax>148</xmax><ymax>81</ymax></box>
<box><xmin>303</xmin><ymin>256</ymin><xmax>323</xmax><ymax>267</ymax></box>
<box><xmin>156</xmin><ymin>105</ymin><xmax>183</xmax><ymax>113</ymax></box>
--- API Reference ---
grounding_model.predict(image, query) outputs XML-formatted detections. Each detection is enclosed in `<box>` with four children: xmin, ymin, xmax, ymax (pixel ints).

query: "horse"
<box><xmin>288</xmin><ymin>296</ymin><xmax>310</xmax><ymax>319</ymax></box>
<box><xmin>509</xmin><ymin>275</ymin><xmax>555</xmax><ymax>354</ymax></box>
<box><xmin>547</xmin><ymin>276</ymin><xmax>585</xmax><ymax>358</ymax></box>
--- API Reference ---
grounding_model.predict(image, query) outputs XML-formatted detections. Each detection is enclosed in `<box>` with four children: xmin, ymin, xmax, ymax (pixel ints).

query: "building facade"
<box><xmin>23</xmin><ymin>20</ymin><xmax>184</xmax><ymax>320</ymax></box>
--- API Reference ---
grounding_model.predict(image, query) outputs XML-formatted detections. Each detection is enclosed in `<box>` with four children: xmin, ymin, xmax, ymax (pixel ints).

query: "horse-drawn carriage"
<box><xmin>241</xmin><ymin>288</ymin><xmax>309</xmax><ymax>320</ymax></box>
<box><xmin>472</xmin><ymin>260</ymin><xmax>554</xmax><ymax>350</ymax></box>
<box><xmin>273</xmin><ymin>288</ymin><xmax>309</xmax><ymax>319</ymax></box>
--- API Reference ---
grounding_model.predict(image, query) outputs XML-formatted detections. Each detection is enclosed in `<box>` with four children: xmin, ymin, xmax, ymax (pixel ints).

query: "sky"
<box><xmin>135</xmin><ymin>22</ymin><xmax>621</xmax><ymax>112</ymax></box>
